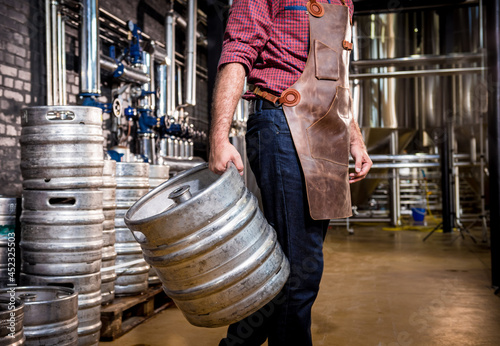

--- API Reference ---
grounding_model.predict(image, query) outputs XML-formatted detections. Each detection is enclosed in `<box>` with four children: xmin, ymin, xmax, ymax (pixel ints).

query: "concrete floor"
<box><xmin>101</xmin><ymin>225</ymin><xmax>500</xmax><ymax>346</ymax></box>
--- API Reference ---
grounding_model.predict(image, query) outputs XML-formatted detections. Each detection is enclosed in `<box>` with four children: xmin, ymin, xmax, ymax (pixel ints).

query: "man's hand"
<box><xmin>349</xmin><ymin>120</ymin><xmax>372</xmax><ymax>183</ymax></box>
<box><xmin>349</xmin><ymin>142</ymin><xmax>372</xmax><ymax>183</ymax></box>
<box><xmin>209</xmin><ymin>140</ymin><xmax>244</xmax><ymax>176</ymax></box>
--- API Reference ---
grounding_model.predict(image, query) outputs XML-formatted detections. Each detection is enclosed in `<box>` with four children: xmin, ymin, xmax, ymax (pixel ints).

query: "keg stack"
<box><xmin>114</xmin><ymin>162</ymin><xmax>150</xmax><ymax>296</ymax></box>
<box><xmin>0</xmin><ymin>197</ymin><xmax>17</xmax><ymax>288</ymax></box>
<box><xmin>147</xmin><ymin>165</ymin><xmax>170</xmax><ymax>285</ymax></box>
<box><xmin>0</xmin><ymin>296</ymin><xmax>25</xmax><ymax>345</ymax></box>
<box><xmin>100</xmin><ymin>159</ymin><xmax>117</xmax><ymax>305</ymax></box>
<box><xmin>19</xmin><ymin>106</ymin><xmax>104</xmax><ymax>346</ymax></box>
<box><xmin>0</xmin><ymin>286</ymin><xmax>78</xmax><ymax>345</ymax></box>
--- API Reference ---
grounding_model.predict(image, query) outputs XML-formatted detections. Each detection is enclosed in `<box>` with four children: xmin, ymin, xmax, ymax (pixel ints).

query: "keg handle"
<box><xmin>19</xmin><ymin>293</ymin><xmax>37</xmax><ymax>302</ymax></box>
<box><xmin>168</xmin><ymin>185</ymin><xmax>192</xmax><ymax>204</ymax></box>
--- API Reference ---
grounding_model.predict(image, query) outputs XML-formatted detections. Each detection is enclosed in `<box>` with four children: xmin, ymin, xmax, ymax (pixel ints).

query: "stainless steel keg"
<box><xmin>20</xmin><ymin>106</ymin><xmax>104</xmax><ymax>190</ymax></box>
<box><xmin>114</xmin><ymin>163</ymin><xmax>150</xmax><ymax>296</ymax></box>
<box><xmin>101</xmin><ymin>160</ymin><xmax>117</xmax><ymax>305</ymax></box>
<box><xmin>0</xmin><ymin>296</ymin><xmax>25</xmax><ymax>345</ymax></box>
<box><xmin>115</xmin><ymin>162</ymin><xmax>149</xmax><ymax>202</ymax></box>
<box><xmin>147</xmin><ymin>165</ymin><xmax>170</xmax><ymax>285</ymax></box>
<box><xmin>114</xmin><ymin>208</ymin><xmax>149</xmax><ymax>295</ymax></box>
<box><xmin>101</xmin><ymin>159</ymin><xmax>117</xmax><ymax>231</ymax></box>
<box><xmin>101</xmin><ymin>246</ymin><xmax>117</xmax><ymax>306</ymax></box>
<box><xmin>125</xmin><ymin>163</ymin><xmax>290</xmax><ymax>327</ymax></box>
<box><xmin>0</xmin><ymin>197</ymin><xmax>17</xmax><ymax>288</ymax></box>
<box><xmin>0</xmin><ymin>286</ymin><xmax>78</xmax><ymax>346</ymax></box>
<box><xmin>20</xmin><ymin>190</ymin><xmax>103</xmax><ymax>276</ymax></box>
<box><xmin>20</xmin><ymin>273</ymin><xmax>101</xmax><ymax>346</ymax></box>
<box><xmin>148</xmin><ymin>165</ymin><xmax>170</xmax><ymax>189</ymax></box>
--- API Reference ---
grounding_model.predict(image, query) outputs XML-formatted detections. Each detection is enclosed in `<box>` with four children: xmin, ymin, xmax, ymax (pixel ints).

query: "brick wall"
<box><xmin>0</xmin><ymin>0</ymin><xmax>45</xmax><ymax>196</ymax></box>
<box><xmin>0</xmin><ymin>0</ymin><xmax>209</xmax><ymax>196</ymax></box>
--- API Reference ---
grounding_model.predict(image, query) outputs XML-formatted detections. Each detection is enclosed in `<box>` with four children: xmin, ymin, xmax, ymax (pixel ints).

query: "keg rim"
<box><xmin>125</xmin><ymin>162</ymin><xmax>230</xmax><ymax>226</ymax></box>
<box><xmin>0</xmin><ymin>286</ymin><xmax>77</xmax><ymax>305</ymax></box>
<box><xmin>21</xmin><ymin>105</ymin><xmax>103</xmax><ymax>112</ymax></box>
<box><xmin>0</xmin><ymin>296</ymin><xmax>24</xmax><ymax>310</ymax></box>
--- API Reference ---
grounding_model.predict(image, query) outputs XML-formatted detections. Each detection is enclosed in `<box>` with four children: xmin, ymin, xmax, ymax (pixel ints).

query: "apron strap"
<box><xmin>342</xmin><ymin>40</ymin><xmax>353</xmax><ymax>51</ymax></box>
<box><xmin>252</xmin><ymin>86</ymin><xmax>301</xmax><ymax>107</ymax></box>
<box><xmin>252</xmin><ymin>86</ymin><xmax>280</xmax><ymax>105</ymax></box>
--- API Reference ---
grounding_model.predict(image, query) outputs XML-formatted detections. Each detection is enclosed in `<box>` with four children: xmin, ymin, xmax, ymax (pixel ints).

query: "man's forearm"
<box><xmin>350</xmin><ymin>118</ymin><xmax>366</xmax><ymax>149</ymax></box>
<box><xmin>210</xmin><ymin>63</ymin><xmax>247</xmax><ymax>149</ymax></box>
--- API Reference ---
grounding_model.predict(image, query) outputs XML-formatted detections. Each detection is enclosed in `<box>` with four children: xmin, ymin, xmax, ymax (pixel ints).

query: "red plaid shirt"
<box><xmin>218</xmin><ymin>0</ymin><xmax>354</xmax><ymax>99</ymax></box>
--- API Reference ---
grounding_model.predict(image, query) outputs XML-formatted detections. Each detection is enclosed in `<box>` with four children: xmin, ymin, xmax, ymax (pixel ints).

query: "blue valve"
<box><xmin>128</xmin><ymin>21</ymin><xmax>143</xmax><ymax>65</ymax></box>
<box><xmin>80</xmin><ymin>94</ymin><xmax>112</xmax><ymax>113</ymax></box>
<box><xmin>113</xmin><ymin>62</ymin><xmax>125</xmax><ymax>78</ymax></box>
<box><xmin>124</xmin><ymin>106</ymin><xmax>137</xmax><ymax>120</ymax></box>
<box><xmin>107</xmin><ymin>150</ymin><xmax>124</xmax><ymax>162</ymax></box>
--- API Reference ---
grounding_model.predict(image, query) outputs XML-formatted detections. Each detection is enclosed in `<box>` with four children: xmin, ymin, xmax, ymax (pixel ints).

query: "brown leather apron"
<box><xmin>282</xmin><ymin>1</ymin><xmax>353</xmax><ymax>220</ymax></box>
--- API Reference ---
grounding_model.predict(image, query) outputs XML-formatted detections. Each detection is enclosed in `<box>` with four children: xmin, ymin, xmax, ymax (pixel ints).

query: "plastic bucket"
<box><xmin>411</xmin><ymin>207</ymin><xmax>426</xmax><ymax>222</ymax></box>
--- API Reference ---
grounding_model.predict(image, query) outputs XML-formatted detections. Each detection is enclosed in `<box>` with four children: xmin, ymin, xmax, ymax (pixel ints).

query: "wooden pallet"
<box><xmin>100</xmin><ymin>285</ymin><xmax>174</xmax><ymax>341</ymax></box>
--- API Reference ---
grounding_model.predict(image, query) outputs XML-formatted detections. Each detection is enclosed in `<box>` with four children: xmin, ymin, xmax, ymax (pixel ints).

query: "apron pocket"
<box><xmin>306</xmin><ymin>86</ymin><xmax>351</xmax><ymax>166</ymax></box>
<box><xmin>314</xmin><ymin>39</ymin><xmax>340</xmax><ymax>81</ymax></box>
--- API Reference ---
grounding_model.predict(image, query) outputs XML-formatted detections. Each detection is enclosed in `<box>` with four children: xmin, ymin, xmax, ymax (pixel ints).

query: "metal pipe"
<box><xmin>45</xmin><ymin>0</ymin><xmax>53</xmax><ymax>105</ymax></box>
<box><xmin>60</xmin><ymin>13</ymin><xmax>66</xmax><ymax>105</ymax></box>
<box><xmin>51</xmin><ymin>1</ymin><xmax>58</xmax><ymax>104</ymax></box>
<box><xmin>348</xmin><ymin>162</ymin><xmax>439</xmax><ymax>169</ymax></box>
<box><xmin>100</xmin><ymin>56</ymin><xmax>150</xmax><ymax>84</ymax></box>
<box><xmin>57</xmin><ymin>10</ymin><xmax>65</xmax><ymax>105</ymax></box>
<box><xmin>330</xmin><ymin>218</ymin><xmax>392</xmax><ymax>224</ymax></box>
<box><xmin>354</xmin><ymin>0</ymin><xmax>479</xmax><ymax>14</ymax></box>
<box><xmin>486</xmin><ymin>0</ymin><xmax>500</xmax><ymax>288</ymax></box>
<box><xmin>98</xmin><ymin>8</ymin><xmax>207</xmax><ymax>50</ymax></box>
<box><xmin>361</xmin><ymin>154</ymin><xmax>440</xmax><ymax>161</ymax></box>
<box><xmin>165</xmin><ymin>8</ymin><xmax>176</xmax><ymax>117</ymax></box>
<box><xmin>352</xmin><ymin>53</ymin><xmax>483</xmax><ymax>68</ymax></box>
<box><xmin>360</xmin><ymin>154</ymin><xmax>470</xmax><ymax>161</ymax></box>
<box><xmin>441</xmin><ymin>124</ymin><xmax>453</xmax><ymax>234</ymax></box>
<box><xmin>350</xmin><ymin>67</ymin><xmax>485</xmax><ymax>80</ymax></box>
<box><xmin>80</xmin><ymin>0</ymin><xmax>100</xmax><ymax>95</ymax></box>
<box><xmin>139</xmin><ymin>51</ymin><xmax>153</xmax><ymax>111</ymax></box>
<box><xmin>157</xmin><ymin>64</ymin><xmax>167</xmax><ymax>116</ymax></box>
<box><xmin>177</xmin><ymin>65</ymin><xmax>183</xmax><ymax>106</ymax></box>
<box><xmin>389</xmin><ymin>131</ymin><xmax>401</xmax><ymax>226</ymax></box>
<box><xmin>478</xmin><ymin>0</ymin><xmax>489</xmax><ymax>244</ymax></box>
<box><xmin>150</xmin><ymin>50</ymin><xmax>155</xmax><ymax>112</ymax></box>
<box><xmin>175</xmin><ymin>15</ymin><xmax>207</xmax><ymax>47</ymax></box>
<box><xmin>185</xmin><ymin>0</ymin><xmax>197</xmax><ymax>106</ymax></box>
<box><xmin>450</xmin><ymin>122</ymin><xmax>461</xmax><ymax>221</ymax></box>
<box><xmin>152</xmin><ymin>44</ymin><xmax>208</xmax><ymax>75</ymax></box>
<box><xmin>348</xmin><ymin>154</ymin><xmax>471</xmax><ymax>163</ymax></box>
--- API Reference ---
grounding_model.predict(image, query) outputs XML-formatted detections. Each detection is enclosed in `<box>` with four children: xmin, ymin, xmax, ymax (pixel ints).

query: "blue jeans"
<box><xmin>219</xmin><ymin>100</ymin><xmax>330</xmax><ymax>346</ymax></box>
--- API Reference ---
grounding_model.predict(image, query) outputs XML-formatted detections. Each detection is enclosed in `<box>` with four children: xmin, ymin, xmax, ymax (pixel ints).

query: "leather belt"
<box><xmin>249</xmin><ymin>98</ymin><xmax>283</xmax><ymax>114</ymax></box>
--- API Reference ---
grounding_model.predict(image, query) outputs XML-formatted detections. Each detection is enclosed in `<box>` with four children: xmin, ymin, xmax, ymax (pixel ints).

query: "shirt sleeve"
<box><xmin>218</xmin><ymin>0</ymin><xmax>277</xmax><ymax>74</ymax></box>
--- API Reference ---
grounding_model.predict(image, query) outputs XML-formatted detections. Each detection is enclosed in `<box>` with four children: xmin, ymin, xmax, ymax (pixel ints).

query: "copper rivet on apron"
<box><xmin>306</xmin><ymin>1</ymin><xmax>325</xmax><ymax>17</ymax></box>
<box><xmin>281</xmin><ymin>89</ymin><xmax>301</xmax><ymax>107</ymax></box>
